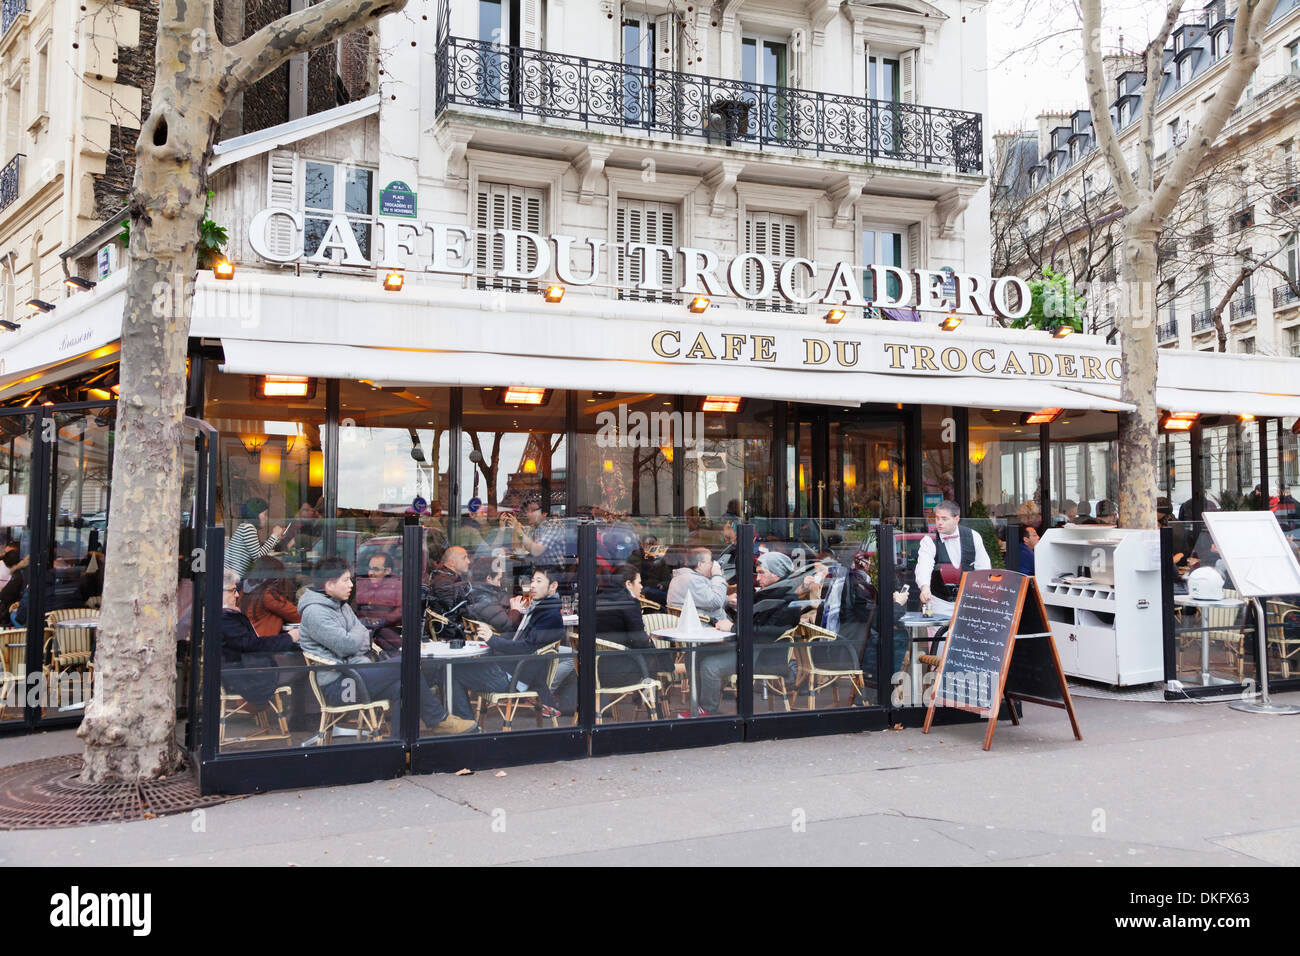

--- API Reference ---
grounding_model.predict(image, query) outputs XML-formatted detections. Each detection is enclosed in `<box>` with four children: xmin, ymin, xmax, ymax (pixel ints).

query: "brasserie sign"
<box><xmin>248</xmin><ymin>209</ymin><xmax>1032</xmax><ymax>320</ymax></box>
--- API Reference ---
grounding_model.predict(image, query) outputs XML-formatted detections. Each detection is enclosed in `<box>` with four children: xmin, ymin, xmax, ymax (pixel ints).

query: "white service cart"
<box><xmin>1035</xmin><ymin>526</ymin><xmax>1164</xmax><ymax>686</ymax></box>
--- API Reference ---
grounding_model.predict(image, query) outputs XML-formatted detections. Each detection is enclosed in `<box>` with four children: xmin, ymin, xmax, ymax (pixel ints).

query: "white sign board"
<box><xmin>1203</xmin><ymin>512</ymin><xmax>1300</xmax><ymax>598</ymax></box>
<box><xmin>0</xmin><ymin>493</ymin><xmax>26</xmax><ymax>528</ymax></box>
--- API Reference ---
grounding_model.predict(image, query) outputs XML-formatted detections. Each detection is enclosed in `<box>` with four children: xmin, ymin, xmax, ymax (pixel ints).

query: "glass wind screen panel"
<box><xmin>1047</xmin><ymin>411</ymin><xmax>1118</xmax><ymax>526</ymax></box>
<box><xmin>682</xmin><ymin>399</ymin><xmax>775</xmax><ymax>523</ymax></box>
<box><xmin>1201</xmin><ymin>419</ymin><xmax>1262</xmax><ymax>509</ymax></box>
<box><xmin>345</xmin><ymin>168</ymin><xmax>373</xmax><ymax>215</ymax></box>
<box><xmin>967</xmin><ymin>410</ymin><xmax>1041</xmax><ymax>524</ymax></box>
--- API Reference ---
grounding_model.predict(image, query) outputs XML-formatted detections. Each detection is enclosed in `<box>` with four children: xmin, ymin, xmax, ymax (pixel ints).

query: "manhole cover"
<box><xmin>0</xmin><ymin>754</ymin><xmax>236</xmax><ymax>830</ymax></box>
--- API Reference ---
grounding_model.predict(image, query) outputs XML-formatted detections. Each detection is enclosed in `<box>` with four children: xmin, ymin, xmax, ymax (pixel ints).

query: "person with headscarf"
<box><xmin>227</xmin><ymin>498</ymin><xmax>285</xmax><ymax>579</ymax></box>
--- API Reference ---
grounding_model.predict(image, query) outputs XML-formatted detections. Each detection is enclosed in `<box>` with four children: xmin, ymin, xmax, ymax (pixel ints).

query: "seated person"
<box><xmin>467</xmin><ymin>555</ymin><xmax>517</xmax><ymax>633</ymax></box>
<box><xmin>596</xmin><ymin>564</ymin><xmax>674</xmax><ymax>688</ymax></box>
<box><xmin>695</xmin><ymin>551</ymin><xmax>803</xmax><ymax>716</ymax></box>
<box><xmin>667</xmin><ymin>546</ymin><xmax>731</xmax><ymax>624</ymax></box>
<box><xmin>355</xmin><ymin>551</ymin><xmax>403</xmax><ymax>655</ymax></box>
<box><xmin>221</xmin><ymin>570</ymin><xmax>299</xmax><ymax>709</ymax></box>
<box><xmin>451</xmin><ymin>566</ymin><xmax>568</xmax><ymax>721</ymax></box>
<box><xmin>428</xmin><ymin>545</ymin><xmax>472</xmax><ymax>616</ymax></box>
<box><xmin>1017</xmin><ymin>523</ymin><xmax>1040</xmax><ymax>577</ymax></box>
<box><xmin>298</xmin><ymin>556</ymin><xmax>477</xmax><ymax>735</ymax></box>
<box><xmin>241</xmin><ymin>555</ymin><xmax>301</xmax><ymax>637</ymax></box>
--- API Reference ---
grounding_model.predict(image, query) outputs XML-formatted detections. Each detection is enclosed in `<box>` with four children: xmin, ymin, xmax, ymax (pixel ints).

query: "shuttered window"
<box><xmin>265</xmin><ymin>150</ymin><xmax>300</xmax><ymax>260</ymax></box>
<box><xmin>475</xmin><ymin>181</ymin><xmax>546</xmax><ymax>292</ymax></box>
<box><xmin>745</xmin><ymin>210</ymin><xmax>801</xmax><ymax>312</ymax></box>
<box><xmin>616</xmin><ymin>198</ymin><xmax>679</xmax><ymax>302</ymax></box>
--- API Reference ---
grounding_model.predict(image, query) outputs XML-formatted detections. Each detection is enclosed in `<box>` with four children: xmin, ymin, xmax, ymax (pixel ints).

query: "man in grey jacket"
<box><xmin>298</xmin><ymin>556</ymin><xmax>478</xmax><ymax>735</ymax></box>
<box><xmin>667</xmin><ymin>547</ymin><xmax>734</xmax><ymax>628</ymax></box>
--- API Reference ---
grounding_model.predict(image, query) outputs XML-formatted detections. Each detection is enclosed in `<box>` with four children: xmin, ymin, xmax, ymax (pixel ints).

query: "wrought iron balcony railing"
<box><xmin>0</xmin><ymin>154</ymin><xmax>21</xmax><ymax>212</ymax></box>
<box><xmin>1</xmin><ymin>0</ymin><xmax>26</xmax><ymax>36</ymax></box>
<box><xmin>1157</xmin><ymin>318</ymin><xmax>1179</xmax><ymax>341</ymax></box>
<box><xmin>1230</xmin><ymin>295</ymin><xmax>1255</xmax><ymax>321</ymax></box>
<box><xmin>1274</xmin><ymin>283</ymin><xmax>1300</xmax><ymax>309</ymax></box>
<box><xmin>1192</xmin><ymin>310</ymin><xmax>1216</xmax><ymax>332</ymax></box>
<box><xmin>435</xmin><ymin>36</ymin><xmax>983</xmax><ymax>174</ymax></box>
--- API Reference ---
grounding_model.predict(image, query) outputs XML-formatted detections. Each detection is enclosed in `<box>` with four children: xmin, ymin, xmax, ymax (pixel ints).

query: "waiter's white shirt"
<box><xmin>914</xmin><ymin>526</ymin><xmax>992</xmax><ymax>615</ymax></box>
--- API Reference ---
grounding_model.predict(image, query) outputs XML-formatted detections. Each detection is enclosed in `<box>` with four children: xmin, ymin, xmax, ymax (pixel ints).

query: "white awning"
<box><xmin>218</xmin><ymin>339</ymin><xmax>1136</xmax><ymax>412</ymax></box>
<box><xmin>1156</xmin><ymin>387</ymin><xmax>1300</xmax><ymax>418</ymax></box>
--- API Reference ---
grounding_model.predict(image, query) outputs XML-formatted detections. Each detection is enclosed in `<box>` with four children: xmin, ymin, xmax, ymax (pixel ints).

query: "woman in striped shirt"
<box><xmin>227</xmin><ymin>498</ymin><xmax>285</xmax><ymax>579</ymax></box>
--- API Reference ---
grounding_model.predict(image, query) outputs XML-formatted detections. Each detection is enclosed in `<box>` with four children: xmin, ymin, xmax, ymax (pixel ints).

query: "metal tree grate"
<box><xmin>0</xmin><ymin>754</ymin><xmax>235</xmax><ymax>829</ymax></box>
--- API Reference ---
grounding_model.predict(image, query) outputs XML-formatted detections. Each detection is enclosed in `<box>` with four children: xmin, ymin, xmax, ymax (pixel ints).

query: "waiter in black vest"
<box><xmin>916</xmin><ymin>499</ymin><xmax>992</xmax><ymax>618</ymax></box>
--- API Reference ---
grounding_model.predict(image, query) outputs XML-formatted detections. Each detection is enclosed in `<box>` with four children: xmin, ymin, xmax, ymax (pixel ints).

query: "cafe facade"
<box><xmin>2</xmin><ymin>0</ymin><xmax>1300</xmax><ymax>788</ymax></box>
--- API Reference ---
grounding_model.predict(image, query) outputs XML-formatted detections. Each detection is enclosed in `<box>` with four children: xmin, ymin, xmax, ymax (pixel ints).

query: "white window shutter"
<box><xmin>655</xmin><ymin>13</ymin><xmax>677</xmax><ymax>72</ymax></box>
<box><xmin>907</xmin><ymin>222</ymin><xmax>921</xmax><ymax>270</ymax></box>
<box><xmin>521</xmin><ymin>0</ymin><xmax>541</xmax><ymax>49</ymax></box>
<box><xmin>266</xmin><ymin>150</ymin><xmax>300</xmax><ymax>260</ymax></box>
<box><xmin>789</xmin><ymin>29</ymin><xmax>805</xmax><ymax>89</ymax></box>
<box><xmin>900</xmin><ymin>50</ymin><xmax>916</xmax><ymax>104</ymax></box>
<box><xmin>476</xmin><ymin>181</ymin><xmax>546</xmax><ymax>290</ymax></box>
<box><xmin>618</xmin><ymin>197</ymin><xmax>679</xmax><ymax>300</ymax></box>
<box><xmin>745</xmin><ymin>211</ymin><xmax>801</xmax><ymax>311</ymax></box>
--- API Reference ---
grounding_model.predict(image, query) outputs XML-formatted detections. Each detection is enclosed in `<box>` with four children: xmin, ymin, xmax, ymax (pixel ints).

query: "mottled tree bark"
<box><xmin>1081</xmin><ymin>0</ymin><xmax>1277</xmax><ymax>529</ymax></box>
<box><xmin>79</xmin><ymin>0</ymin><xmax>406</xmax><ymax>783</ymax></box>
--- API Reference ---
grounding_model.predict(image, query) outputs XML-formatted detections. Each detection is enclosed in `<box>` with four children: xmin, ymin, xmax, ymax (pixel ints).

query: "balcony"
<box><xmin>0</xmin><ymin>154</ymin><xmax>21</xmax><ymax>212</ymax></box>
<box><xmin>1158</xmin><ymin>318</ymin><xmax>1179</xmax><ymax>342</ymax></box>
<box><xmin>1274</xmin><ymin>283</ymin><xmax>1300</xmax><ymax>310</ymax></box>
<box><xmin>435</xmin><ymin>37</ymin><xmax>984</xmax><ymax>175</ymax></box>
<box><xmin>1</xmin><ymin>0</ymin><xmax>25</xmax><ymax>37</ymax></box>
<box><xmin>1230</xmin><ymin>295</ymin><xmax>1255</xmax><ymax>322</ymax></box>
<box><xmin>1192</xmin><ymin>310</ymin><xmax>1216</xmax><ymax>333</ymax></box>
<box><xmin>1190</xmin><ymin>224</ymin><xmax>1213</xmax><ymax>248</ymax></box>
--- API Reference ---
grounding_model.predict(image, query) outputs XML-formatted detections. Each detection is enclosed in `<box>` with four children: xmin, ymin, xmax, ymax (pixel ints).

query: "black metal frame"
<box><xmin>0</xmin><ymin>152</ymin><xmax>21</xmax><ymax>211</ymax></box>
<box><xmin>435</xmin><ymin>36</ymin><xmax>983</xmax><ymax>174</ymax></box>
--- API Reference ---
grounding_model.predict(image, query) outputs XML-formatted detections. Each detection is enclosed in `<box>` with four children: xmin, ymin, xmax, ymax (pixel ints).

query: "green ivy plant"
<box><xmin>119</xmin><ymin>191</ymin><xmax>229</xmax><ymax>269</ymax></box>
<box><xmin>1009</xmin><ymin>267</ymin><xmax>1084</xmax><ymax>336</ymax></box>
<box><xmin>965</xmin><ymin>499</ymin><xmax>1006</xmax><ymax>570</ymax></box>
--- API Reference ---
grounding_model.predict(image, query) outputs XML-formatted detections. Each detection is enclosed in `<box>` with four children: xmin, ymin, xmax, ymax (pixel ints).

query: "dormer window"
<box><xmin>1212</xmin><ymin>31</ymin><xmax>1227</xmax><ymax>59</ymax></box>
<box><xmin>1119</xmin><ymin>100</ymin><xmax>1134</xmax><ymax>127</ymax></box>
<box><xmin>1173</xmin><ymin>33</ymin><xmax>1183</xmax><ymax>54</ymax></box>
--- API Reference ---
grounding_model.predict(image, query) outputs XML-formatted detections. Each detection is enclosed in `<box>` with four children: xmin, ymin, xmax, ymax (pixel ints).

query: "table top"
<box><xmin>421</xmin><ymin>640</ymin><xmax>489</xmax><ymax>659</ymax></box>
<box><xmin>55</xmin><ymin>618</ymin><xmax>99</xmax><ymax>629</ymax></box>
<box><xmin>900</xmin><ymin>613</ymin><xmax>951</xmax><ymax>628</ymax></box>
<box><xmin>562</xmin><ymin>613</ymin><xmax>579</xmax><ymax>627</ymax></box>
<box><xmin>651</xmin><ymin>627</ymin><xmax>730</xmax><ymax>644</ymax></box>
<box><xmin>1174</xmin><ymin>596</ymin><xmax>1245</xmax><ymax>608</ymax></box>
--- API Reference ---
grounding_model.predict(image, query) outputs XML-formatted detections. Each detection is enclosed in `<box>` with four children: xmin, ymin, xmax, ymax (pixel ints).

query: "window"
<box><xmin>745</xmin><ymin>210</ymin><xmax>800</xmax><ymax>312</ymax></box>
<box><xmin>303</xmin><ymin>161</ymin><xmax>374</xmax><ymax>262</ymax></box>
<box><xmin>475</xmin><ymin>180</ymin><xmax>545</xmax><ymax>292</ymax></box>
<box><xmin>1161</xmin><ymin>279</ymin><xmax>1176</xmax><ymax>323</ymax></box>
<box><xmin>743</xmin><ymin>36</ymin><xmax>787</xmax><ymax>86</ymax></box>
<box><xmin>1289</xmin><ymin>39</ymin><xmax>1300</xmax><ymax>75</ymax></box>
<box><xmin>621</xmin><ymin>15</ymin><xmax>656</xmax><ymax>121</ymax></box>
<box><xmin>1286</xmin><ymin>325</ymin><xmax>1300</xmax><ymax>357</ymax></box>
<box><xmin>862</xmin><ymin>226</ymin><xmax>905</xmax><ymax>303</ymax></box>
<box><xmin>1167</xmin><ymin>117</ymin><xmax>1182</xmax><ymax>153</ymax></box>
<box><xmin>1286</xmin><ymin>232</ymin><xmax>1298</xmax><ymax>282</ymax></box>
<box><xmin>1240</xmin><ymin>249</ymin><xmax>1252</xmax><ymax>297</ymax></box>
<box><xmin>1176</xmin><ymin>57</ymin><xmax>1190</xmax><ymax>84</ymax></box>
<box><xmin>1238</xmin><ymin>336</ymin><xmax>1255</xmax><ymax>354</ymax></box>
<box><xmin>1200</xmin><ymin>270</ymin><xmax>1212</xmax><ymax>311</ymax></box>
<box><xmin>616</xmin><ymin>198</ymin><xmax>678</xmax><ymax>303</ymax></box>
<box><xmin>1212</xmin><ymin>32</ymin><xmax>1228</xmax><ymax>60</ymax></box>
<box><xmin>35</xmin><ymin>41</ymin><xmax>50</xmax><ymax>119</ymax></box>
<box><xmin>1118</xmin><ymin>100</ymin><xmax>1133</xmax><ymax>127</ymax></box>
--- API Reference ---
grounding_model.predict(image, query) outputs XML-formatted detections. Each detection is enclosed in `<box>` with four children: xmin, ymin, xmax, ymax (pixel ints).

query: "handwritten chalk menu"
<box><xmin>923</xmin><ymin>569</ymin><xmax>1082</xmax><ymax>751</ymax></box>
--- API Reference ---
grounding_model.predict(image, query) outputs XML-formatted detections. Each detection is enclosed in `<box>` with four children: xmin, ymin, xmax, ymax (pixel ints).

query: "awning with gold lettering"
<box><xmin>218</xmin><ymin>339</ymin><xmax>1137</xmax><ymax>412</ymax></box>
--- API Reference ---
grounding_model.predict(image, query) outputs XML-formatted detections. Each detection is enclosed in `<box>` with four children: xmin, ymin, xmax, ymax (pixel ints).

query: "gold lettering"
<box><xmin>651</xmin><ymin>329</ymin><xmax>681</xmax><ymax>358</ymax></box>
<box><xmin>1080</xmin><ymin>355</ymin><xmax>1105</xmax><ymax>380</ymax></box>
<box><xmin>1029</xmin><ymin>352</ymin><xmax>1052</xmax><ymax>376</ymax></box>
<box><xmin>1001</xmin><ymin>352</ymin><xmax>1026</xmax><ymax>376</ymax></box>
<box><xmin>804</xmin><ymin>339</ymin><xmax>830</xmax><ymax>365</ymax></box>
<box><xmin>972</xmin><ymin>348</ymin><xmax>996</xmax><ymax>373</ymax></box>
<box><xmin>752</xmin><ymin>335</ymin><xmax>776</xmax><ymax>363</ymax></box>
<box><xmin>834</xmin><ymin>341</ymin><xmax>860</xmax><ymax>367</ymax></box>
<box><xmin>1056</xmin><ymin>354</ymin><xmax>1077</xmax><ymax>378</ymax></box>
<box><xmin>1106</xmin><ymin>357</ymin><xmax>1122</xmax><ymax>380</ymax></box>
<box><xmin>940</xmin><ymin>347</ymin><xmax>967</xmax><ymax>372</ymax></box>
<box><xmin>686</xmin><ymin>332</ymin><xmax>717</xmax><ymax>360</ymax></box>
<box><xmin>912</xmin><ymin>345</ymin><xmax>939</xmax><ymax>372</ymax></box>
<box><xmin>721</xmin><ymin>333</ymin><xmax>746</xmax><ymax>362</ymax></box>
<box><xmin>883</xmin><ymin>342</ymin><xmax>909</xmax><ymax>369</ymax></box>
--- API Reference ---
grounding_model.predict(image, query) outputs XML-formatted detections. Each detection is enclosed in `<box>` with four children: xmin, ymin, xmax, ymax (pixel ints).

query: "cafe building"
<box><xmin>1</xmin><ymin>0</ymin><xmax>1299</xmax><ymax>790</ymax></box>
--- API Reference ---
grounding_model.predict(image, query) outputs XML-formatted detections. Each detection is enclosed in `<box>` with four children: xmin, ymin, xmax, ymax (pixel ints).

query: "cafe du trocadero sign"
<box><xmin>247</xmin><ymin>210</ymin><xmax>1119</xmax><ymax>384</ymax></box>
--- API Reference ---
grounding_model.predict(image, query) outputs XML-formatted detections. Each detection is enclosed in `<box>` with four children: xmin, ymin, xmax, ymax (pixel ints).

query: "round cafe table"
<box><xmin>651</xmin><ymin>627</ymin><xmax>731</xmax><ymax>716</ymax></box>
<box><xmin>900</xmin><ymin>612</ymin><xmax>952</xmax><ymax>706</ymax></box>
<box><xmin>1174</xmin><ymin>595</ymin><xmax>1245</xmax><ymax>688</ymax></box>
<box><xmin>421</xmin><ymin>640</ymin><xmax>489</xmax><ymax>711</ymax></box>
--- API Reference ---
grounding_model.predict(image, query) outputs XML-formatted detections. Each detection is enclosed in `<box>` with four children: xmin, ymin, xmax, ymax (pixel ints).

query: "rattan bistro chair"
<box><xmin>735</xmin><ymin>628</ymin><xmax>797</xmax><ymax>713</ymax></box>
<box><xmin>1267</xmin><ymin>601</ymin><xmax>1300</xmax><ymax>679</ymax></box>
<box><xmin>0</xmin><ymin>629</ymin><xmax>24</xmax><ymax>719</ymax></box>
<box><xmin>799</xmin><ymin>619</ymin><xmax>871</xmax><ymax>708</ymax></box>
<box><xmin>219</xmin><ymin>683</ymin><xmax>294</xmax><ymax>746</ymax></box>
<box><xmin>594</xmin><ymin>638</ymin><xmax>660</xmax><ymax>723</ymax></box>
<box><xmin>643</xmin><ymin>612</ymin><xmax>687</xmax><ymax>713</ymax></box>
<box><xmin>475</xmin><ymin>640</ymin><xmax>562</xmax><ymax>731</ymax></box>
<box><xmin>301</xmin><ymin>652</ymin><xmax>391</xmax><ymax>745</ymax></box>
<box><xmin>44</xmin><ymin>610</ymin><xmax>95</xmax><ymax>699</ymax></box>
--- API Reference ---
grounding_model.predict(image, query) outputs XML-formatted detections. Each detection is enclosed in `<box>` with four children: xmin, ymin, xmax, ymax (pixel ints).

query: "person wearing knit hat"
<box><xmin>688</xmin><ymin>547</ymin><xmax>804</xmax><ymax>717</ymax></box>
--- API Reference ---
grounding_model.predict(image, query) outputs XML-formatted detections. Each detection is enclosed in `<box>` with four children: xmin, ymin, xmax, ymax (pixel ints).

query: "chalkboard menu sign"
<box><xmin>923</xmin><ymin>569</ymin><xmax>1081</xmax><ymax>751</ymax></box>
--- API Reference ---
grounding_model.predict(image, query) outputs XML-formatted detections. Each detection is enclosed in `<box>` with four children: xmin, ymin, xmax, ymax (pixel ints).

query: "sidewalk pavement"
<box><xmin>2</xmin><ymin>692</ymin><xmax>1299</xmax><ymax>866</ymax></box>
